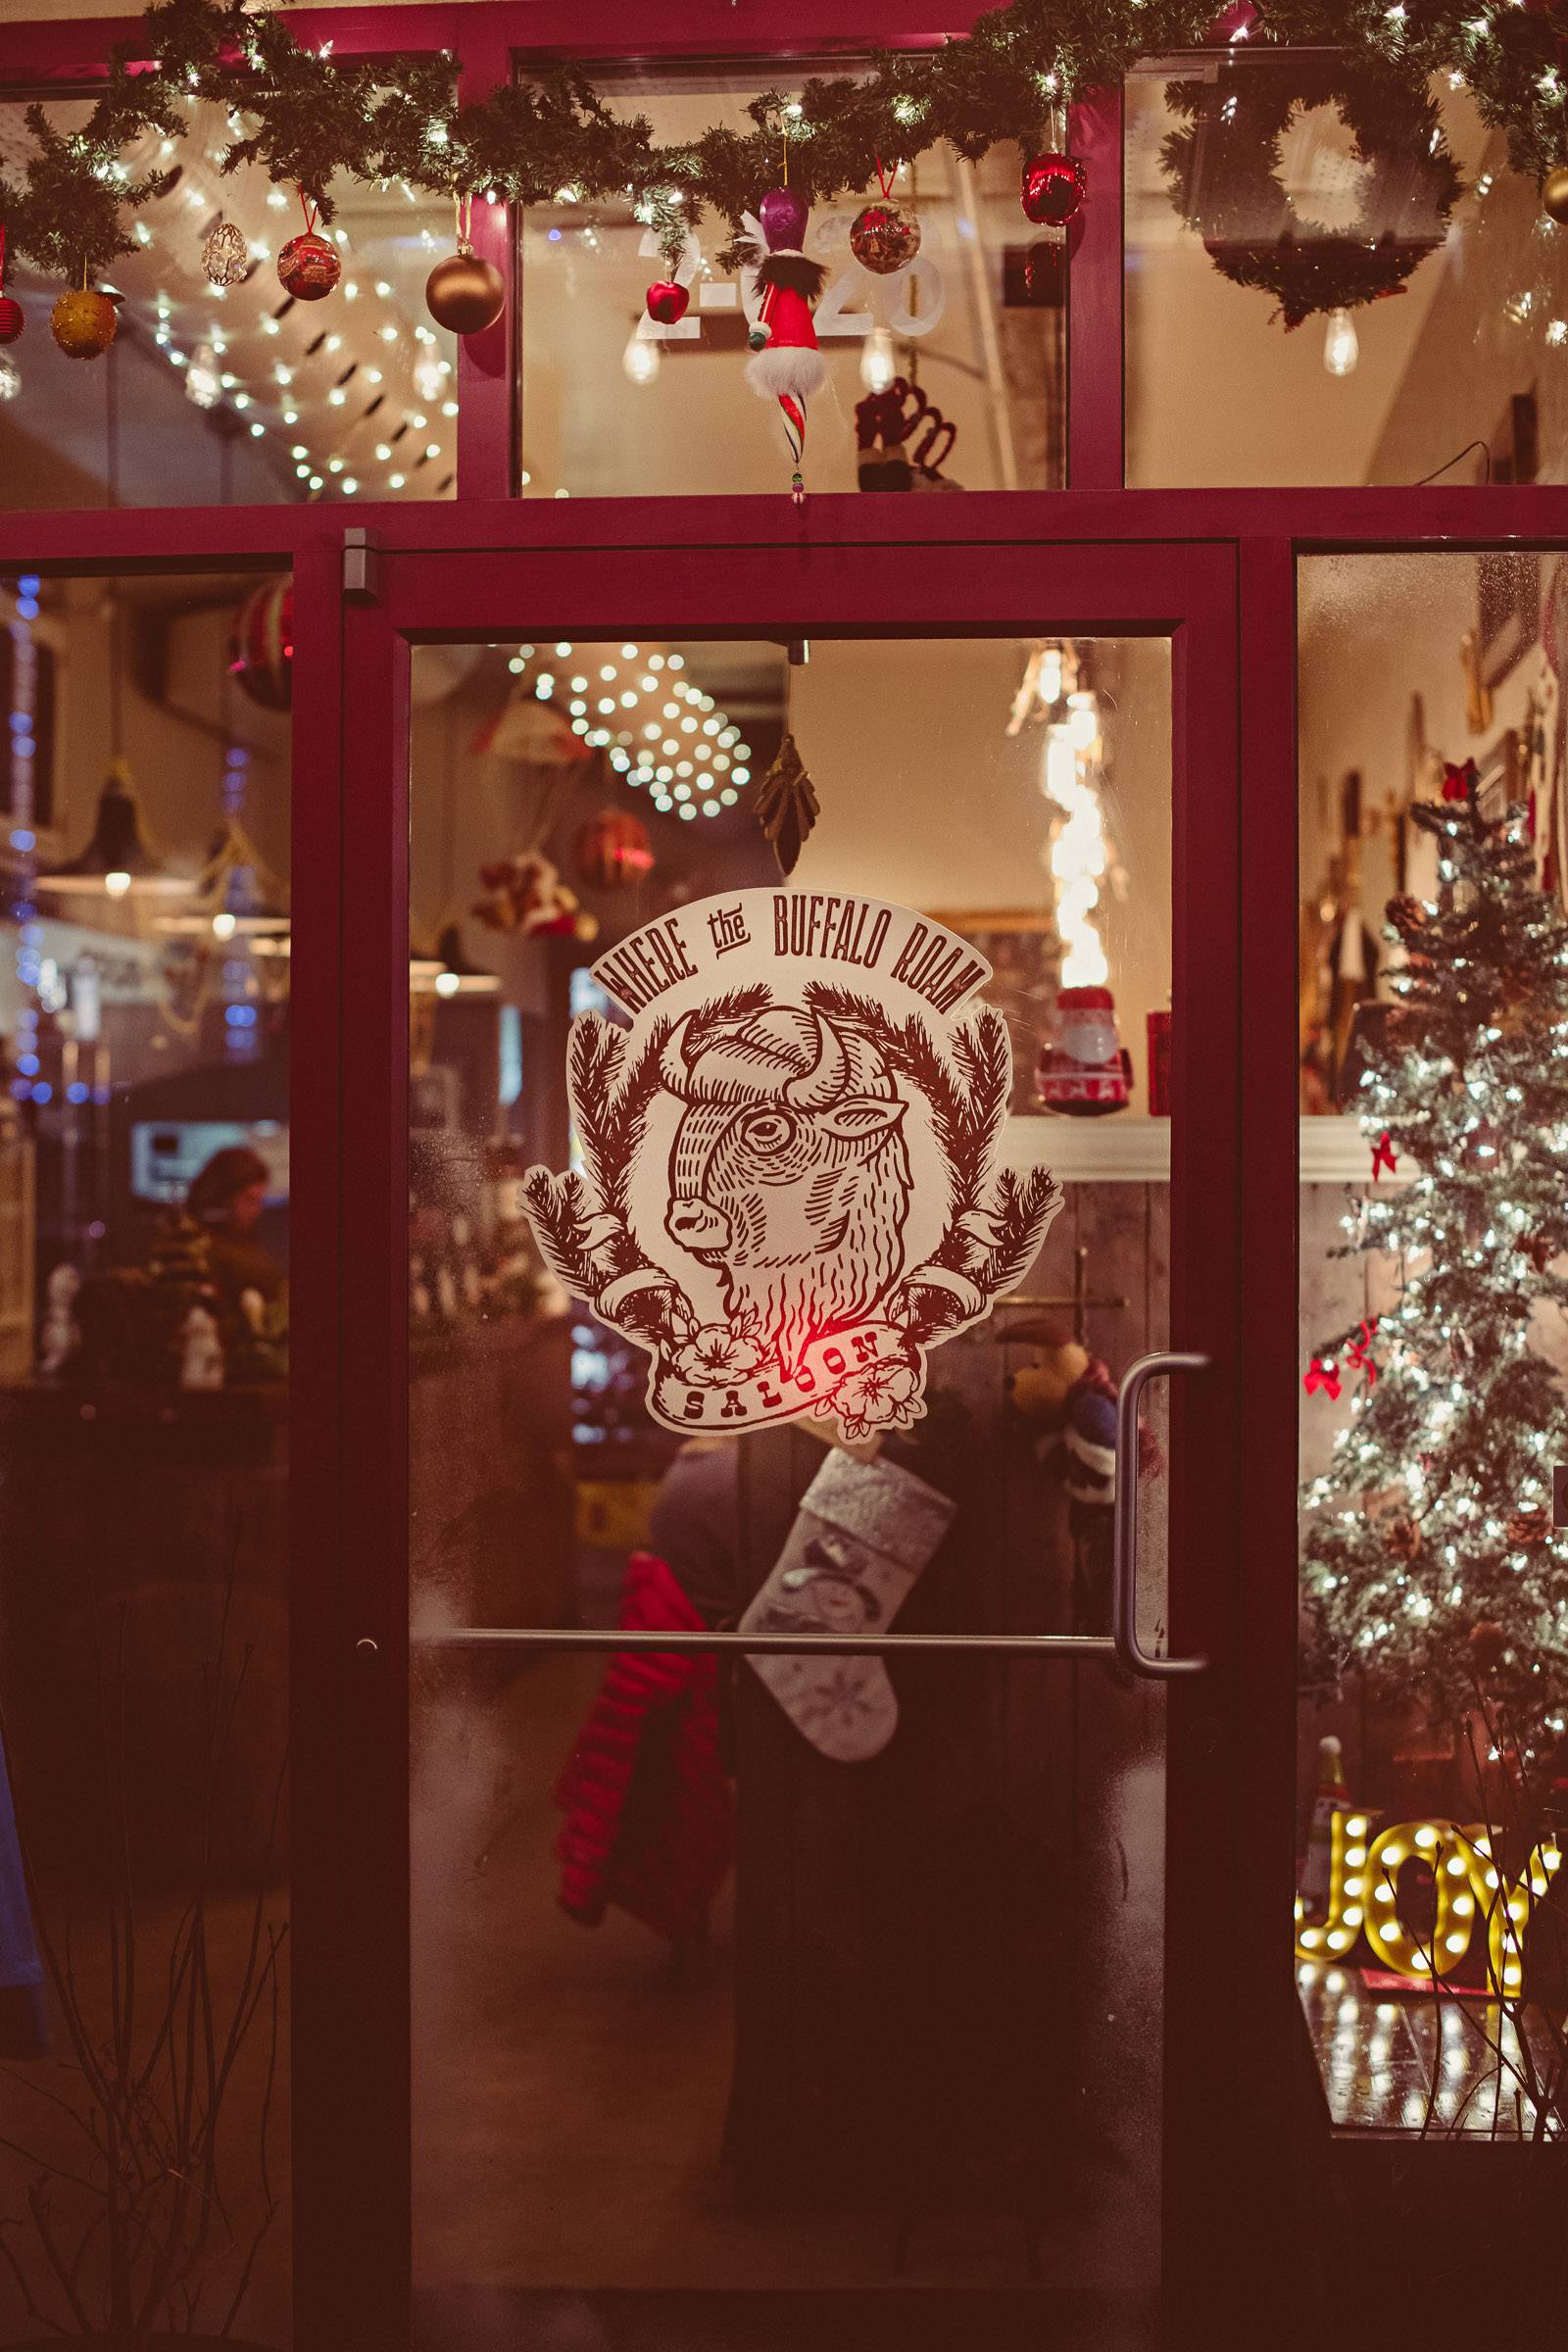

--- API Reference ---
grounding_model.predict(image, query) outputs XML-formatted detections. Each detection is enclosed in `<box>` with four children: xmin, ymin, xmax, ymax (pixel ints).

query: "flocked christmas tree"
<box><xmin>1301</xmin><ymin>777</ymin><xmax>1568</xmax><ymax>1762</ymax></box>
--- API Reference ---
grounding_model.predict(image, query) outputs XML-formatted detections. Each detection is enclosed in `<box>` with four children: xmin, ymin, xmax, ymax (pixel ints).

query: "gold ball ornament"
<box><xmin>1543</xmin><ymin>164</ymin><xmax>1568</xmax><ymax>226</ymax></box>
<box><xmin>50</xmin><ymin>286</ymin><xmax>119</xmax><ymax>360</ymax></box>
<box><xmin>425</xmin><ymin>247</ymin><xmax>506</xmax><ymax>337</ymax></box>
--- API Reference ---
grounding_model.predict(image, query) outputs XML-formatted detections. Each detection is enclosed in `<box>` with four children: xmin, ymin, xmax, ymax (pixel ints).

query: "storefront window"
<box><xmin>0</xmin><ymin>568</ymin><xmax>292</xmax><ymax>2338</ymax></box>
<box><xmin>0</xmin><ymin>97</ymin><xmax>457</xmax><ymax>510</ymax></box>
<box><xmin>1297</xmin><ymin>548</ymin><xmax>1568</xmax><ymax>2135</ymax></box>
<box><xmin>408</xmin><ymin>631</ymin><xmax>1174</xmax><ymax>2336</ymax></box>
<box><xmin>517</xmin><ymin>65</ymin><xmax>1066</xmax><ymax>500</ymax></box>
<box><xmin>1127</xmin><ymin>55</ymin><xmax>1561</xmax><ymax>487</ymax></box>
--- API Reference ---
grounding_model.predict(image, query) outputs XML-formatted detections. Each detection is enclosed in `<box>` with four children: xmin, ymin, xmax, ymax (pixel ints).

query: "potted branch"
<box><xmin>0</xmin><ymin>1576</ymin><xmax>286</xmax><ymax>2347</ymax></box>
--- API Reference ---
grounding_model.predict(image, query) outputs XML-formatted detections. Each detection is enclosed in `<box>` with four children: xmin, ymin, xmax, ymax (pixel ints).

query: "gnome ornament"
<box><xmin>744</xmin><ymin>185</ymin><xmax>827</xmax><ymax>507</ymax></box>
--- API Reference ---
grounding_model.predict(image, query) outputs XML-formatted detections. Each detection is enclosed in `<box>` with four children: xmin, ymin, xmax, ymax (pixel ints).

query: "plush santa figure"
<box><xmin>745</xmin><ymin>185</ymin><xmax>827</xmax><ymax>506</ymax></box>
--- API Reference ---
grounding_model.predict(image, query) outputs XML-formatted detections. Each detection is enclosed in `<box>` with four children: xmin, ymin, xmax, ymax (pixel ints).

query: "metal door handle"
<box><xmin>1112</xmin><ymin>1349</ymin><xmax>1209</xmax><ymax>1680</ymax></box>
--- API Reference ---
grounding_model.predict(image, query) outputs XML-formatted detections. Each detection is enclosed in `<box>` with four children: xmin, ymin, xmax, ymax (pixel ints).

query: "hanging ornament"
<box><xmin>575</xmin><ymin>810</ymin><xmax>655</xmax><ymax>891</ymax></box>
<box><xmin>644</xmin><ymin>279</ymin><xmax>689</xmax><ymax>324</ymax></box>
<box><xmin>228</xmin><ymin>580</ymin><xmax>294</xmax><ymax>712</ymax></box>
<box><xmin>1021</xmin><ymin>152</ymin><xmax>1087</xmax><ymax>228</ymax></box>
<box><xmin>425</xmin><ymin>195</ymin><xmax>505</xmax><ymax>336</ymax></box>
<box><xmin>752</xmin><ymin>732</ymin><xmax>818</xmax><ymax>876</ymax></box>
<box><xmin>277</xmin><ymin>192</ymin><xmax>340</xmax><ymax>302</ymax></box>
<box><xmin>850</xmin><ymin>165</ymin><xmax>921</xmax><ymax>274</ymax></box>
<box><xmin>1543</xmin><ymin>164</ymin><xmax>1568</xmax><ymax>226</ymax></box>
<box><xmin>50</xmin><ymin>283</ymin><xmax>119</xmax><ymax>360</ymax></box>
<box><xmin>202</xmin><ymin>218</ymin><xmax>249</xmax><ymax>287</ymax></box>
<box><xmin>0</xmin><ymin>354</ymin><xmax>18</xmax><ymax>403</ymax></box>
<box><xmin>0</xmin><ymin>227</ymin><xmax>22</xmax><ymax>347</ymax></box>
<box><xmin>746</xmin><ymin>170</ymin><xmax>827</xmax><ymax>509</ymax></box>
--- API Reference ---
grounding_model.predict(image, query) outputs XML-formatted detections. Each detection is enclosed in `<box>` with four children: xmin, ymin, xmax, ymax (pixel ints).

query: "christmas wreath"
<box><xmin>1160</xmin><ymin>61</ymin><xmax>1464</xmax><ymax>327</ymax></box>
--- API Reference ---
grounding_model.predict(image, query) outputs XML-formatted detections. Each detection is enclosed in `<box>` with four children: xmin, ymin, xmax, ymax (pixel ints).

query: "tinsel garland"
<box><xmin>1</xmin><ymin>0</ymin><xmax>1567</xmax><ymax>279</ymax></box>
<box><xmin>1162</xmin><ymin>59</ymin><xmax>1465</xmax><ymax>324</ymax></box>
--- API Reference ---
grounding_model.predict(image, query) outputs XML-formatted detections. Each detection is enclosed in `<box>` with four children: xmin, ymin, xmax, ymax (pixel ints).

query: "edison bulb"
<box><xmin>622</xmin><ymin>329</ymin><xmax>660</xmax><ymax>387</ymax></box>
<box><xmin>1324</xmin><ymin>307</ymin><xmax>1359</xmax><ymax>377</ymax></box>
<box><xmin>860</xmin><ymin>323</ymin><xmax>897</xmax><ymax>393</ymax></box>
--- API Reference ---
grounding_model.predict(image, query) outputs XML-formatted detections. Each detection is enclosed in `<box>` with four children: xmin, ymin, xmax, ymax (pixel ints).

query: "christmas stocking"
<box><xmin>739</xmin><ymin>1447</ymin><xmax>955</xmax><ymax>1761</ymax></box>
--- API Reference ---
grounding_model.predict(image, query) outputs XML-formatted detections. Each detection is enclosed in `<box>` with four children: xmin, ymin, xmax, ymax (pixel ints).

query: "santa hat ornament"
<box><xmin>744</xmin><ymin>184</ymin><xmax>827</xmax><ymax>507</ymax></box>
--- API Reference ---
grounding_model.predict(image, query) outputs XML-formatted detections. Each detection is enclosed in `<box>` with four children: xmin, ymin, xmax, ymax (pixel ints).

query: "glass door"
<box><xmin>333</xmin><ymin>537</ymin><xmax>1252</xmax><ymax>2347</ymax></box>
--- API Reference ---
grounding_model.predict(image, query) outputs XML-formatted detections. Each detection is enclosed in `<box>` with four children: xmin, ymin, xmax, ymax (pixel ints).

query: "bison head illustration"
<box><xmin>660</xmin><ymin>1004</ymin><xmax>911</xmax><ymax>1374</ymax></box>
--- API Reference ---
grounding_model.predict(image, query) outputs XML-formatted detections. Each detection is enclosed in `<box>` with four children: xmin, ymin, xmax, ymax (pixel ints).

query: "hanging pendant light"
<box><xmin>424</xmin><ymin>922</ymin><xmax>500</xmax><ymax>998</ymax></box>
<box><xmin>155</xmin><ymin>817</ymin><xmax>290</xmax><ymax>944</ymax></box>
<box><xmin>410</xmin><ymin>937</ymin><xmax>445</xmax><ymax>990</ymax></box>
<box><xmin>35</xmin><ymin>760</ymin><xmax>188</xmax><ymax>899</ymax></box>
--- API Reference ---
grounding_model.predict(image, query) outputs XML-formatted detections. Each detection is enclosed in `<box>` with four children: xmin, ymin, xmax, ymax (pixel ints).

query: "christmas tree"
<box><xmin>1301</xmin><ymin>780</ymin><xmax>1568</xmax><ymax>1761</ymax></box>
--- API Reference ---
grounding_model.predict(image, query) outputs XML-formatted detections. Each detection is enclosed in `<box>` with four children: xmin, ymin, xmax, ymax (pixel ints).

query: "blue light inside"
<box><xmin>548</xmin><ymin>228</ymin><xmax>562</xmax><ymax>241</ymax></box>
<box><xmin>224</xmin><ymin>1004</ymin><xmax>258</xmax><ymax>1028</ymax></box>
<box><xmin>16</xmin><ymin>599</ymin><xmax>38</xmax><ymax>622</ymax></box>
<box><xmin>29</xmin><ymin>1082</ymin><xmax>51</xmax><ymax>1104</ymax></box>
<box><xmin>17</xmin><ymin>576</ymin><xmax>39</xmax><ymax>597</ymax></box>
<box><xmin>66</xmin><ymin>1082</ymin><xmax>88</xmax><ymax>1105</ymax></box>
<box><xmin>7</xmin><ymin>1081</ymin><xmax>26</xmax><ymax>1102</ymax></box>
<box><xmin>9</xmin><ymin>830</ymin><xmax>32</xmax><ymax>853</ymax></box>
<box><xmin>17</xmin><ymin>1054</ymin><xmax>38</xmax><ymax>1076</ymax></box>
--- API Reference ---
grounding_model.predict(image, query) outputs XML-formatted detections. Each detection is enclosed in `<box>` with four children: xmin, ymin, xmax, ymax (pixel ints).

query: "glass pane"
<box><xmin>517</xmin><ymin>64</ymin><xmax>1065</xmax><ymax>500</ymax></box>
<box><xmin>1298</xmin><ymin>549</ymin><xmax>1568</xmax><ymax>2140</ymax></box>
<box><xmin>0</xmin><ymin>568</ymin><xmax>292</xmax><ymax>2339</ymax></box>
<box><xmin>0</xmin><ymin>95</ymin><xmax>457</xmax><ymax>509</ymax></box>
<box><xmin>1127</xmin><ymin>54</ymin><xmax>1554</xmax><ymax>486</ymax></box>
<box><xmin>409</xmin><ymin>632</ymin><xmax>1173</xmax><ymax>2338</ymax></box>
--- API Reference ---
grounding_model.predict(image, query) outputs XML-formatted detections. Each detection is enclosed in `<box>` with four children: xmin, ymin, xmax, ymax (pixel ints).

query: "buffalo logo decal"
<box><xmin>523</xmin><ymin>889</ymin><xmax>1060</xmax><ymax>1440</ymax></box>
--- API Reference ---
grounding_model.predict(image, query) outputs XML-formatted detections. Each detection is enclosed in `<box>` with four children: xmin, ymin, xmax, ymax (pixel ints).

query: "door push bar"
<box><xmin>1112</xmin><ymin>1349</ymin><xmax>1210</xmax><ymax>1681</ymax></box>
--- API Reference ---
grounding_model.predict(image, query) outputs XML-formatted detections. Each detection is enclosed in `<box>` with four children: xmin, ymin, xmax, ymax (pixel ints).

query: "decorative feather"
<box><xmin>752</xmin><ymin>732</ymin><xmax>819</xmax><ymax>877</ymax></box>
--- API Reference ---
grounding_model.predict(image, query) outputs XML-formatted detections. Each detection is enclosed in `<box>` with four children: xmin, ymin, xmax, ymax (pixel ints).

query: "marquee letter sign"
<box><xmin>523</xmin><ymin>889</ymin><xmax>1061</xmax><ymax>1441</ymax></box>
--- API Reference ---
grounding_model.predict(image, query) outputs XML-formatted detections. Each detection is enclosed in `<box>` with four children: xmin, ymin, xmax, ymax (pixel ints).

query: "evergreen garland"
<box><xmin>0</xmin><ymin>0</ymin><xmax>1566</xmax><ymax>280</ymax></box>
<box><xmin>1301</xmin><ymin>791</ymin><xmax>1568</xmax><ymax>1758</ymax></box>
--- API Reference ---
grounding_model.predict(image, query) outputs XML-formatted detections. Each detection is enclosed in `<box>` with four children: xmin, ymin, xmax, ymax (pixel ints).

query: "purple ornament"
<box><xmin>758</xmin><ymin>184</ymin><xmax>810</xmax><ymax>252</ymax></box>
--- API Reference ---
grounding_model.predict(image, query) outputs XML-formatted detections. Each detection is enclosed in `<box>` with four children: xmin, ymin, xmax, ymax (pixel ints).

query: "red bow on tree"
<box><xmin>1303</xmin><ymin>1358</ymin><xmax>1342</xmax><ymax>1400</ymax></box>
<box><xmin>1371</xmin><ymin>1131</ymin><xmax>1396</xmax><ymax>1181</ymax></box>
<box><xmin>1443</xmin><ymin>759</ymin><xmax>1478</xmax><ymax>803</ymax></box>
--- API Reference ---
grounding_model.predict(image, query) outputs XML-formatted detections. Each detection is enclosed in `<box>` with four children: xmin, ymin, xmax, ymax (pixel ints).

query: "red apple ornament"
<box><xmin>1021</xmin><ymin>152</ymin><xmax>1087</xmax><ymax>228</ymax></box>
<box><xmin>645</xmin><ymin>279</ymin><xmax>689</xmax><ymax>325</ymax></box>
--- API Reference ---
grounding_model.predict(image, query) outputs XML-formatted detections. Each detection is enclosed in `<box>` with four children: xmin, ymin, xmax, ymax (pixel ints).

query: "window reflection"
<box><xmin>518</xmin><ymin>65</ymin><xmax>1065</xmax><ymax>499</ymax></box>
<box><xmin>0</xmin><ymin>96</ymin><xmax>457</xmax><ymax>510</ymax></box>
<box><xmin>0</xmin><ymin>569</ymin><xmax>291</xmax><ymax>2344</ymax></box>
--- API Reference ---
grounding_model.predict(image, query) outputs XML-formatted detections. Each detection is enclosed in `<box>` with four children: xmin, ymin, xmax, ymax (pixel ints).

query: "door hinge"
<box><xmin>342</xmin><ymin>524</ymin><xmax>382</xmax><ymax>603</ymax></box>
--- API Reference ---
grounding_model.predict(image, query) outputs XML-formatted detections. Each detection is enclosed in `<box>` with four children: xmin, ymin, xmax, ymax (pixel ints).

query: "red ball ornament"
<box><xmin>575</xmin><ymin>811</ymin><xmax>655</xmax><ymax>892</ymax></box>
<box><xmin>228</xmin><ymin>580</ymin><xmax>294</xmax><ymax>713</ymax></box>
<box><xmin>0</xmin><ymin>297</ymin><xmax>22</xmax><ymax>348</ymax></box>
<box><xmin>1021</xmin><ymin>152</ymin><xmax>1087</xmax><ymax>229</ymax></box>
<box><xmin>276</xmin><ymin>230</ymin><xmax>341</xmax><ymax>302</ymax></box>
<box><xmin>645</xmin><ymin>279</ymin><xmax>689</xmax><ymax>325</ymax></box>
<box><xmin>849</xmin><ymin>200</ymin><xmax>921</xmax><ymax>275</ymax></box>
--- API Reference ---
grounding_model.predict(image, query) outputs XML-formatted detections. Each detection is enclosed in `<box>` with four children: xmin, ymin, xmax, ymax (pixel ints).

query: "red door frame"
<box><xmin>336</xmin><ymin>531</ymin><xmax>1249</xmax><ymax>2343</ymax></box>
<box><xmin>5</xmin><ymin>490</ymin><xmax>1568</xmax><ymax>2352</ymax></box>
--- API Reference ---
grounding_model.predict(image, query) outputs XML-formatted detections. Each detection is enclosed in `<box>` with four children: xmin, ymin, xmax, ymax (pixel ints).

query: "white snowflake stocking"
<box><xmin>738</xmin><ymin>1447</ymin><xmax>955</xmax><ymax>1760</ymax></box>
